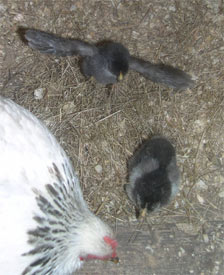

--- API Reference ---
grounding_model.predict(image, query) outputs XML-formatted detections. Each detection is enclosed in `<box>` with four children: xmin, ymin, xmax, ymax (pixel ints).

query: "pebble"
<box><xmin>203</xmin><ymin>234</ymin><xmax>209</xmax><ymax>243</ymax></box>
<box><xmin>70</xmin><ymin>5</ymin><xmax>76</xmax><ymax>11</ymax></box>
<box><xmin>13</xmin><ymin>13</ymin><xmax>24</xmax><ymax>22</ymax></box>
<box><xmin>169</xmin><ymin>6</ymin><xmax>176</xmax><ymax>12</ymax></box>
<box><xmin>218</xmin><ymin>190</ymin><xmax>224</xmax><ymax>198</ymax></box>
<box><xmin>34</xmin><ymin>88</ymin><xmax>44</xmax><ymax>100</ymax></box>
<box><xmin>197</xmin><ymin>194</ymin><xmax>205</xmax><ymax>204</ymax></box>
<box><xmin>95</xmin><ymin>164</ymin><xmax>102</xmax><ymax>174</ymax></box>
<box><xmin>0</xmin><ymin>4</ymin><xmax>7</xmax><ymax>12</ymax></box>
<box><xmin>196</xmin><ymin>179</ymin><xmax>208</xmax><ymax>190</ymax></box>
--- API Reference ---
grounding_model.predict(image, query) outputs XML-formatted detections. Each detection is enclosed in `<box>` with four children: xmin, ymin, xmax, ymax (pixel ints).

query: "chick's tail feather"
<box><xmin>129</xmin><ymin>57</ymin><xmax>194</xmax><ymax>90</ymax></box>
<box><xmin>25</xmin><ymin>29</ymin><xmax>97</xmax><ymax>57</ymax></box>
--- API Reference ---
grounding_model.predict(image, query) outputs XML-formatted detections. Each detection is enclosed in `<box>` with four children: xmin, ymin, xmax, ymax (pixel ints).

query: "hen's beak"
<box><xmin>110</xmin><ymin>257</ymin><xmax>119</xmax><ymax>264</ymax></box>
<box><xmin>140</xmin><ymin>207</ymin><xmax>147</xmax><ymax>218</ymax></box>
<box><xmin>103</xmin><ymin>257</ymin><xmax>119</xmax><ymax>263</ymax></box>
<box><xmin>118</xmin><ymin>72</ymin><xmax>123</xmax><ymax>81</ymax></box>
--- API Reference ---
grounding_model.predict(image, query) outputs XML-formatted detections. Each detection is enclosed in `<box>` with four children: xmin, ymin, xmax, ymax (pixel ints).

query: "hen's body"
<box><xmin>0</xmin><ymin>97</ymin><xmax>117</xmax><ymax>274</ymax></box>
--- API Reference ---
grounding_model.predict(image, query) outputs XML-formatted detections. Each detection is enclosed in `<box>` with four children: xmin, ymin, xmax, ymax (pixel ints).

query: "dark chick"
<box><xmin>124</xmin><ymin>136</ymin><xmax>180</xmax><ymax>217</ymax></box>
<box><xmin>24</xmin><ymin>29</ymin><xmax>129</xmax><ymax>85</ymax></box>
<box><xmin>23</xmin><ymin>29</ymin><xmax>194</xmax><ymax>89</ymax></box>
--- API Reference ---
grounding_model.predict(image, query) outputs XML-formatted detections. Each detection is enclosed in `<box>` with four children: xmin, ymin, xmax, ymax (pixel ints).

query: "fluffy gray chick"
<box><xmin>124</xmin><ymin>136</ymin><xmax>180</xmax><ymax>216</ymax></box>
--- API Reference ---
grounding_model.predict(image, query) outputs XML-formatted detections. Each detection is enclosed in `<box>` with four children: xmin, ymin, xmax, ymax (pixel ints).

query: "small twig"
<box><xmin>95</xmin><ymin>195</ymin><xmax>109</xmax><ymax>215</ymax></box>
<box><xmin>95</xmin><ymin>110</ymin><xmax>121</xmax><ymax>124</ymax></box>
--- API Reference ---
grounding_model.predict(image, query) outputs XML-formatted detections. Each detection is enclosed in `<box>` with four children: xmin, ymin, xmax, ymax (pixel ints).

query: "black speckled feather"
<box><xmin>23</xmin><ymin>163</ymin><xmax>83</xmax><ymax>274</ymax></box>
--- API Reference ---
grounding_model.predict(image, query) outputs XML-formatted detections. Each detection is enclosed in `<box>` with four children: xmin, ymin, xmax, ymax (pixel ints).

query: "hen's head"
<box><xmin>78</xmin><ymin>215</ymin><xmax>118</xmax><ymax>263</ymax></box>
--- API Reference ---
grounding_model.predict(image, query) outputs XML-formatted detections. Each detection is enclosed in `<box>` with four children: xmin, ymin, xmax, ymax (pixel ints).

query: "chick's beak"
<box><xmin>136</xmin><ymin>207</ymin><xmax>147</xmax><ymax>220</ymax></box>
<box><xmin>118</xmin><ymin>72</ymin><xmax>123</xmax><ymax>81</ymax></box>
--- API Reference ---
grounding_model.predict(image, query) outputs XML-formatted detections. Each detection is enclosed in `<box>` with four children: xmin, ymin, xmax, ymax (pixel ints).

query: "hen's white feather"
<box><xmin>0</xmin><ymin>97</ymin><xmax>115</xmax><ymax>274</ymax></box>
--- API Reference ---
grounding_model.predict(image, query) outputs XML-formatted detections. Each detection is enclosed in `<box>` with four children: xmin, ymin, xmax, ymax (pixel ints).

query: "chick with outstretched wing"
<box><xmin>24</xmin><ymin>29</ymin><xmax>129</xmax><ymax>85</ymax></box>
<box><xmin>23</xmin><ymin>28</ymin><xmax>194</xmax><ymax>89</ymax></box>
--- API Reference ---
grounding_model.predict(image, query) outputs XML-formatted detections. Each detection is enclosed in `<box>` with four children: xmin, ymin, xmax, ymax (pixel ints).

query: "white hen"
<box><xmin>0</xmin><ymin>96</ymin><xmax>118</xmax><ymax>274</ymax></box>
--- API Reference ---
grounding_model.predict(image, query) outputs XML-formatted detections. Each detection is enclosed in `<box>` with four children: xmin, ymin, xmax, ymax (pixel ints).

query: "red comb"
<box><xmin>103</xmin><ymin>236</ymin><xmax>118</xmax><ymax>249</ymax></box>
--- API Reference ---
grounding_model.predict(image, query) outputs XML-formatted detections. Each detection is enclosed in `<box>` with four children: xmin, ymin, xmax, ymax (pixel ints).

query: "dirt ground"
<box><xmin>0</xmin><ymin>0</ymin><xmax>224</xmax><ymax>274</ymax></box>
